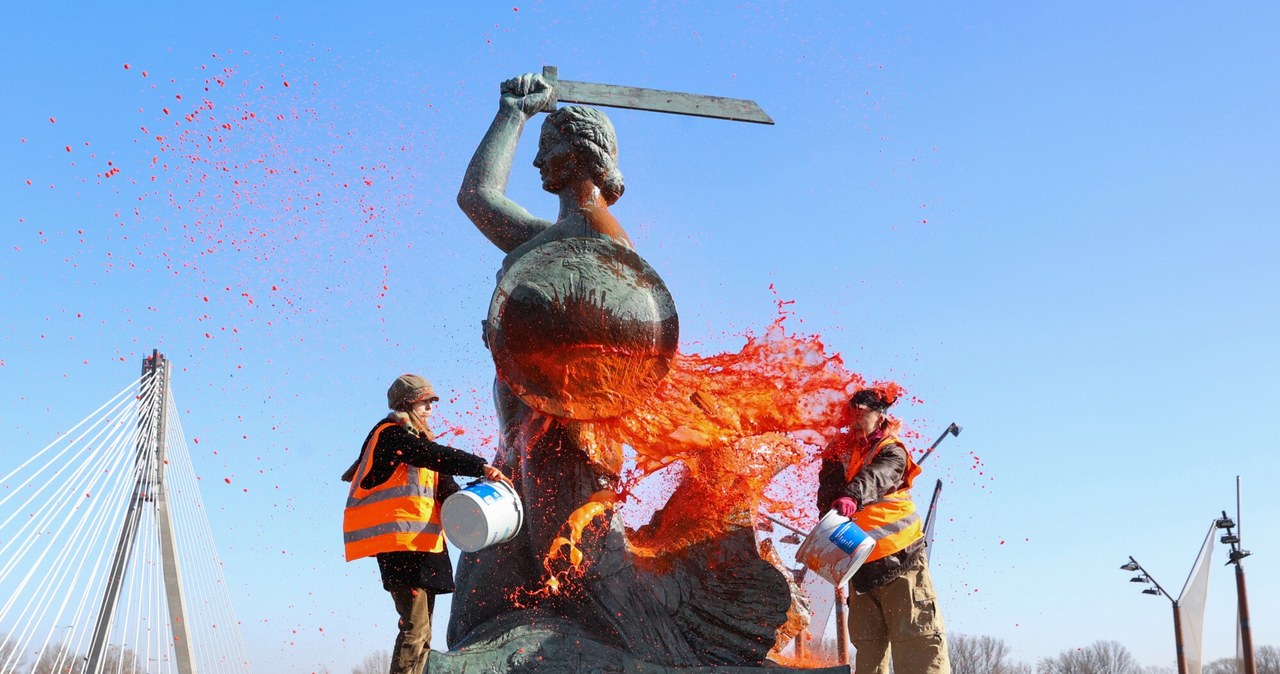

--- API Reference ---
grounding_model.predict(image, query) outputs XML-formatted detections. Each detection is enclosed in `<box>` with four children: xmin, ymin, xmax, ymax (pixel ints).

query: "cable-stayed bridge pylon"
<box><xmin>0</xmin><ymin>351</ymin><xmax>251</xmax><ymax>674</ymax></box>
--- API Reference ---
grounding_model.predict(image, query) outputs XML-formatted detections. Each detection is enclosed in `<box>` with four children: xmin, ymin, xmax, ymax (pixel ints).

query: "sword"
<box><xmin>541</xmin><ymin>65</ymin><xmax>774</xmax><ymax>125</ymax></box>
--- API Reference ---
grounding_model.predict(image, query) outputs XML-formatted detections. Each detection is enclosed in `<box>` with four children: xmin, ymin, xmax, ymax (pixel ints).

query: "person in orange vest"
<box><xmin>342</xmin><ymin>374</ymin><xmax>512</xmax><ymax>674</ymax></box>
<box><xmin>817</xmin><ymin>387</ymin><xmax>950</xmax><ymax>674</ymax></box>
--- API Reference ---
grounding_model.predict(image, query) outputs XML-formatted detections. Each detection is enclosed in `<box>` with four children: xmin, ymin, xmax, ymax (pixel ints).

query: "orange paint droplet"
<box><xmin>224</xmin><ymin>478</ymin><xmax>231</xmax><ymax>484</ymax></box>
<box><xmin>49</xmin><ymin>117</ymin><xmax>56</xmax><ymax>124</ymax></box>
<box><xmin>65</xmin><ymin>146</ymin><xmax>71</xmax><ymax>152</ymax></box>
<box><xmin>123</xmin><ymin>63</ymin><xmax>130</xmax><ymax>69</ymax></box>
<box><xmin>282</xmin><ymin>80</ymin><xmax>290</xmax><ymax>87</ymax></box>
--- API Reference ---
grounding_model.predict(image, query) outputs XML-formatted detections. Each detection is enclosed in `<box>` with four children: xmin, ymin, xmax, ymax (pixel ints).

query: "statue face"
<box><xmin>533</xmin><ymin>122</ymin><xmax>579</xmax><ymax>194</ymax></box>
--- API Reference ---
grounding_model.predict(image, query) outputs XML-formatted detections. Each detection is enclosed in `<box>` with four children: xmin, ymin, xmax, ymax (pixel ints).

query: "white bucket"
<box><xmin>441</xmin><ymin>479</ymin><xmax>524</xmax><ymax>553</ymax></box>
<box><xmin>795</xmin><ymin>510</ymin><xmax>877</xmax><ymax>586</ymax></box>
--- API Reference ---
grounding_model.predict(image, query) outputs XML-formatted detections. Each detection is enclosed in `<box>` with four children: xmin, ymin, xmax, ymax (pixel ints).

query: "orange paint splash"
<box><xmin>539</xmin><ymin>489</ymin><xmax>616</xmax><ymax>595</ymax></box>
<box><xmin>615</xmin><ymin>313</ymin><xmax>864</xmax><ymax>551</ymax></box>
<box><xmin>527</xmin><ymin>307</ymin><xmax>903</xmax><ymax>591</ymax></box>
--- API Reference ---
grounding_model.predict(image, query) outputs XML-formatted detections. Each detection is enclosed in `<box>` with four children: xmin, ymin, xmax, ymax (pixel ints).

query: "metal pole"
<box><xmin>1236</xmin><ymin>564</ymin><xmax>1256</xmax><ymax>674</ymax></box>
<box><xmin>917</xmin><ymin>423</ymin><xmax>960</xmax><ymax>467</ymax></box>
<box><xmin>922</xmin><ymin>479</ymin><xmax>943</xmax><ymax>549</ymax></box>
<box><xmin>834</xmin><ymin>584</ymin><xmax>849</xmax><ymax>664</ymax></box>
<box><xmin>1125</xmin><ymin>556</ymin><xmax>1184</xmax><ymax>674</ymax></box>
<box><xmin>1171</xmin><ymin>601</ymin><xmax>1187</xmax><ymax>674</ymax></box>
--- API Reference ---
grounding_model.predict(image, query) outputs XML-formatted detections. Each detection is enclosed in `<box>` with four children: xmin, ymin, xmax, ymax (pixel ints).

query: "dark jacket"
<box><xmin>349</xmin><ymin>418</ymin><xmax>488</xmax><ymax>593</ymax></box>
<box><xmin>817</xmin><ymin>437</ymin><xmax>925</xmax><ymax>593</ymax></box>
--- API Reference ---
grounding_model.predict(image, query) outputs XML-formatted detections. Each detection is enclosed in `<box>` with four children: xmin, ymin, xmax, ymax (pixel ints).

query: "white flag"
<box><xmin>1176</xmin><ymin>522</ymin><xmax>1217</xmax><ymax>674</ymax></box>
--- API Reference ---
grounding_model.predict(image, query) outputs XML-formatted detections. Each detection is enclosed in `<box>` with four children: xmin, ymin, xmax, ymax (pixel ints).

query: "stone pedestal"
<box><xmin>429</xmin><ymin>620</ymin><xmax>849</xmax><ymax>674</ymax></box>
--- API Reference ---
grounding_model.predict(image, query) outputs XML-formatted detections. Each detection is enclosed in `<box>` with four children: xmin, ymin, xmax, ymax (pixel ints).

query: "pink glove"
<box><xmin>832</xmin><ymin>497</ymin><xmax>859</xmax><ymax>518</ymax></box>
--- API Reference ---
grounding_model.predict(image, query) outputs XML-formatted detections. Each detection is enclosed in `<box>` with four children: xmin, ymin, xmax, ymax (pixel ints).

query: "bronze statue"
<box><xmin>440</xmin><ymin>71</ymin><xmax>845</xmax><ymax>674</ymax></box>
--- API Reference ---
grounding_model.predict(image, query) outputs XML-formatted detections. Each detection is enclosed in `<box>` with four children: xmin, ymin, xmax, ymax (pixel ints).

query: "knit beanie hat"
<box><xmin>386</xmin><ymin>374</ymin><xmax>438</xmax><ymax>411</ymax></box>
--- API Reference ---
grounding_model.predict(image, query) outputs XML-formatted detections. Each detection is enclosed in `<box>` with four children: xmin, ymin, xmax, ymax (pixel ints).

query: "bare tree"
<box><xmin>101</xmin><ymin>645</ymin><xmax>145</xmax><ymax>674</ymax></box>
<box><xmin>351</xmin><ymin>649</ymin><xmax>392</xmax><ymax>674</ymax></box>
<box><xmin>949</xmin><ymin>633</ymin><xmax>1027</xmax><ymax>674</ymax></box>
<box><xmin>0</xmin><ymin>634</ymin><xmax>31</xmax><ymax>672</ymax></box>
<box><xmin>30</xmin><ymin>642</ymin><xmax>83</xmax><ymax>674</ymax></box>
<box><xmin>1203</xmin><ymin>658</ymin><xmax>1239</xmax><ymax>674</ymax></box>
<box><xmin>1258</xmin><ymin>645</ymin><xmax>1280</xmax><ymax>674</ymax></box>
<box><xmin>1039</xmin><ymin>640</ymin><xmax>1140</xmax><ymax>674</ymax></box>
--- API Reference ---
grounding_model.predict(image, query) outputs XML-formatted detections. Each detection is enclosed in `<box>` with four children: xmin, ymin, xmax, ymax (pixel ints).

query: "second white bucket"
<box><xmin>795</xmin><ymin>509</ymin><xmax>877</xmax><ymax>586</ymax></box>
<box><xmin>441</xmin><ymin>479</ymin><xmax>524</xmax><ymax>553</ymax></box>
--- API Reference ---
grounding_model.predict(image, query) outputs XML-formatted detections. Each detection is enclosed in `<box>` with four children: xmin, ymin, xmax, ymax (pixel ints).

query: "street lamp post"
<box><xmin>1216</xmin><ymin>507</ymin><xmax>1255</xmax><ymax>674</ymax></box>
<box><xmin>1120</xmin><ymin>556</ymin><xmax>1186</xmax><ymax>674</ymax></box>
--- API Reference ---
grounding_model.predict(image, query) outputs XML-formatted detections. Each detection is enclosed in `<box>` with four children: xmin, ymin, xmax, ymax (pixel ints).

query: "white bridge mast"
<box><xmin>84</xmin><ymin>351</ymin><xmax>197</xmax><ymax>674</ymax></box>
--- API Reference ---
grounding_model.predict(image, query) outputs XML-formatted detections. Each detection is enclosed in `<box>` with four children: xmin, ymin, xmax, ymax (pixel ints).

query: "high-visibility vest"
<box><xmin>845</xmin><ymin>435</ymin><xmax>923</xmax><ymax>562</ymax></box>
<box><xmin>343</xmin><ymin>422</ymin><xmax>444</xmax><ymax>561</ymax></box>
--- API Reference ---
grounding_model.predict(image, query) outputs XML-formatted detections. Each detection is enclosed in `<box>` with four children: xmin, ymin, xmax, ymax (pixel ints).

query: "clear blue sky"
<box><xmin>2</xmin><ymin>2</ymin><xmax>1277</xmax><ymax>672</ymax></box>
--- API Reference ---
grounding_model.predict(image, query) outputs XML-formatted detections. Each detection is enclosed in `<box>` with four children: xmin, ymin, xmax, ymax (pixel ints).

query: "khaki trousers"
<box><xmin>389</xmin><ymin>587</ymin><xmax>435</xmax><ymax>674</ymax></box>
<box><xmin>848</xmin><ymin>558</ymin><xmax>950</xmax><ymax>674</ymax></box>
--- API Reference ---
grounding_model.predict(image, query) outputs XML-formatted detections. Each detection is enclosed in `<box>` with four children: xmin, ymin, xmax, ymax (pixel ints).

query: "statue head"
<box><xmin>536</xmin><ymin>105</ymin><xmax>625</xmax><ymax>205</ymax></box>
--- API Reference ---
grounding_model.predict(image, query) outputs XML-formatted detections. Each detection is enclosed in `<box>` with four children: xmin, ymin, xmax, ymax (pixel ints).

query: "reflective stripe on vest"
<box><xmin>343</xmin><ymin>422</ymin><xmax>444</xmax><ymax>561</ymax></box>
<box><xmin>846</xmin><ymin>435</ymin><xmax>924</xmax><ymax>562</ymax></box>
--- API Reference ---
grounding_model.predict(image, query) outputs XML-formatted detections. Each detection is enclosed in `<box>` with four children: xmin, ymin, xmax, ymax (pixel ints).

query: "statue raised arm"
<box><xmin>457</xmin><ymin>72</ymin><xmax>632</xmax><ymax>264</ymax></box>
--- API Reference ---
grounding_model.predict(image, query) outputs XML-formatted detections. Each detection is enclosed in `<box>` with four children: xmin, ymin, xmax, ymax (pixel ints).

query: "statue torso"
<box><xmin>501</xmin><ymin>205</ymin><xmax>633</xmax><ymax>276</ymax></box>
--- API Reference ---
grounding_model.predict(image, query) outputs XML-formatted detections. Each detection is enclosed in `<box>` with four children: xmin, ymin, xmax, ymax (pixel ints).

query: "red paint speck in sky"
<box><xmin>49</xmin><ymin>117</ymin><xmax>56</xmax><ymax>124</ymax></box>
<box><xmin>123</xmin><ymin>63</ymin><xmax>130</xmax><ymax>70</ymax></box>
<box><xmin>224</xmin><ymin>477</ymin><xmax>232</xmax><ymax>484</ymax></box>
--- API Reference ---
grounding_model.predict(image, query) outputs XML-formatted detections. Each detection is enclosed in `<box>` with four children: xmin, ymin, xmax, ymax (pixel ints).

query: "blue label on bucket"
<box><xmin>829</xmin><ymin>521</ymin><xmax>868</xmax><ymax>554</ymax></box>
<box><xmin>468</xmin><ymin>483</ymin><xmax>501</xmax><ymax>504</ymax></box>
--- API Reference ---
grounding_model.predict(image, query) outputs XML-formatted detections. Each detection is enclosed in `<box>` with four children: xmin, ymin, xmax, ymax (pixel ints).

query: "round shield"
<box><xmin>487</xmin><ymin>237</ymin><xmax>679</xmax><ymax>421</ymax></box>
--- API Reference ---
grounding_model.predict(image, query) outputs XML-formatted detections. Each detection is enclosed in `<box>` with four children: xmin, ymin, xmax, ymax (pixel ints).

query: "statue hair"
<box><xmin>544</xmin><ymin>106</ymin><xmax>625</xmax><ymax>205</ymax></box>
